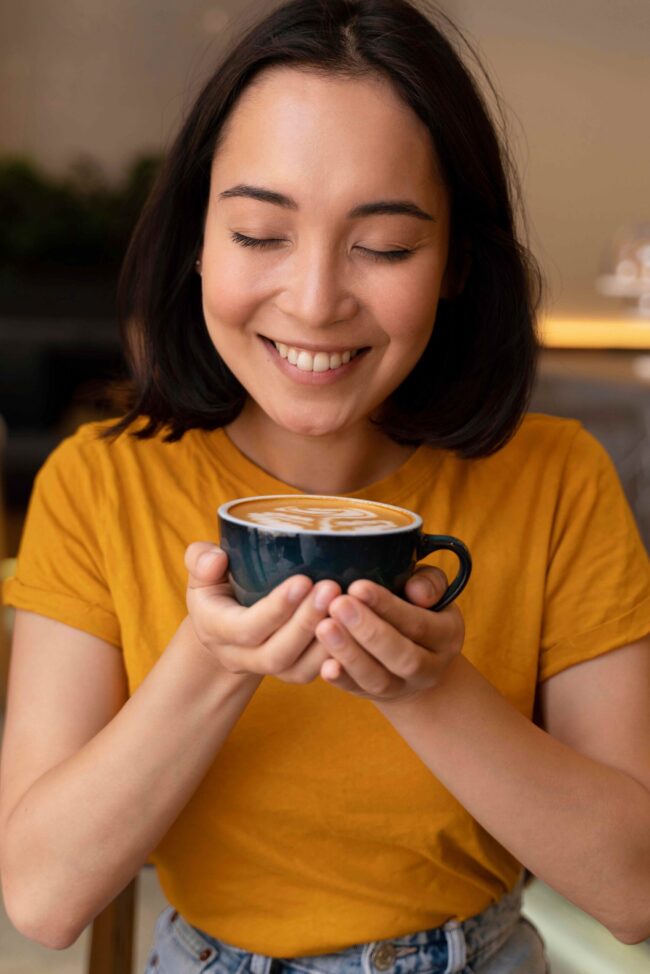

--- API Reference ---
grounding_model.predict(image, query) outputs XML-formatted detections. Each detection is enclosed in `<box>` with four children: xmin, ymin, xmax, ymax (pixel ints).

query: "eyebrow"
<box><xmin>218</xmin><ymin>184</ymin><xmax>436</xmax><ymax>222</ymax></box>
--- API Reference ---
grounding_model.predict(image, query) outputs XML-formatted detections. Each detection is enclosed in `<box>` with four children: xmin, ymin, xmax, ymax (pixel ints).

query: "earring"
<box><xmin>195</xmin><ymin>258</ymin><xmax>202</xmax><ymax>275</ymax></box>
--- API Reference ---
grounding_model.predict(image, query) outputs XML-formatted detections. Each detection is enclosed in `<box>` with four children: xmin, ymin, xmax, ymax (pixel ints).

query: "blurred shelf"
<box><xmin>541</xmin><ymin>316</ymin><xmax>650</xmax><ymax>349</ymax></box>
<box><xmin>538</xmin><ymin>348</ymin><xmax>650</xmax><ymax>386</ymax></box>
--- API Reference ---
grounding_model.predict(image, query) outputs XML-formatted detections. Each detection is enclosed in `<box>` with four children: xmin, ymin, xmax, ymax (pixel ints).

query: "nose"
<box><xmin>275</xmin><ymin>242</ymin><xmax>358</xmax><ymax>329</ymax></box>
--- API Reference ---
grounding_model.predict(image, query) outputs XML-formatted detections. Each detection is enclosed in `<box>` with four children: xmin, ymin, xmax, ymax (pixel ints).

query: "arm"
<box><xmin>372</xmin><ymin>636</ymin><xmax>650</xmax><ymax>945</ymax></box>
<box><xmin>0</xmin><ymin>540</ymin><xmax>344</xmax><ymax>951</ymax></box>
<box><xmin>314</xmin><ymin>565</ymin><xmax>650</xmax><ymax>944</ymax></box>
<box><xmin>0</xmin><ymin>610</ymin><xmax>261</xmax><ymax>950</ymax></box>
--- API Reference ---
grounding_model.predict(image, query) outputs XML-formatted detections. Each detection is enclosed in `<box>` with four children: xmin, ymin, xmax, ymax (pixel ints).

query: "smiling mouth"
<box><xmin>260</xmin><ymin>335</ymin><xmax>370</xmax><ymax>372</ymax></box>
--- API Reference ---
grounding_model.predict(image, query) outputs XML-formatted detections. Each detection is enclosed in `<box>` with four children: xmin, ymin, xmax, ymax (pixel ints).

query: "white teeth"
<box><xmin>313</xmin><ymin>352</ymin><xmax>331</xmax><ymax>373</ymax></box>
<box><xmin>297</xmin><ymin>350</ymin><xmax>313</xmax><ymax>371</ymax></box>
<box><xmin>272</xmin><ymin>340</ymin><xmax>360</xmax><ymax>372</ymax></box>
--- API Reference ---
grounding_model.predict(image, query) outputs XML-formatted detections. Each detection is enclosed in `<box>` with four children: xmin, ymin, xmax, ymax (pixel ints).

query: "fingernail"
<box><xmin>350</xmin><ymin>583</ymin><xmax>374</xmax><ymax>605</ymax></box>
<box><xmin>322</xmin><ymin>624</ymin><xmax>344</xmax><ymax>647</ymax></box>
<box><xmin>198</xmin><ymin>550</ymin><xmax>219</xmax><ymax>572</ymax></box>
<box><xmin>288</xmin><ymin>577</ymin><xmax>310</xmax><ymax>603</ymax></box>
<box><xmin>313</xmin><ymin>583</ymin><xmax>336</xmax><ymax>611</ymax></box>
<box><xmin>337</xmin><ymin>600</ymin><xmax>359</xmax><ymax>625</ymax></box>
<box><xmin>413</xmin><ymin>578</ymin><xmax>433</xmax><ymax>600</ymax></box>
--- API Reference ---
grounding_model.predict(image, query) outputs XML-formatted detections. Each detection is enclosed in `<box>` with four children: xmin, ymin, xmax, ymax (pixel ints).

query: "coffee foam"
<box><xmin>229</xmin><ymin>496</ymin><xmax>414</xmax><ymax>534</ymax></box>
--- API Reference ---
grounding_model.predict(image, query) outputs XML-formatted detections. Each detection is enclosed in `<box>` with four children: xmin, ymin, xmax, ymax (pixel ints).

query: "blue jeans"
<box><xmin>144</xmin><ymin>873</ymin><xmax>548</xmax><ymax>974</ymax></box>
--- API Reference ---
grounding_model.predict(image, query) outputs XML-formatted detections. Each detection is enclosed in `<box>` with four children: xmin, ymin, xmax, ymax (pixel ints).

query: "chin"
<box><xmin>273</xmin><ymin>410</ymin><xmax>348</xmax><ymax>439</ymax></box>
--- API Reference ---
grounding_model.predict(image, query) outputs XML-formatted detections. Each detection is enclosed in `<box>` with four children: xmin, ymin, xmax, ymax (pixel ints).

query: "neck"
<box><xmin>224</xmin><ymin>405</ymin><xmax>418</xmax><ymax>494</ymax></box>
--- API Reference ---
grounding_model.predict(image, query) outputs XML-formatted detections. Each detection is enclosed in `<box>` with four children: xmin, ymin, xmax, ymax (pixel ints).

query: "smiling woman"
<box><xmin>191</xmin><ymin>65</ymin><xmax>455</xmax><ymax>487</ymax></box>
<box><xmin>1</xmin><ymin>0</ymin><xmax>649</xmax><ymax>971</ymax></box>
<box><xmin>97</xmin><ymin>0</ymin><xmax>540</xmax><ymax>468</ymax></box>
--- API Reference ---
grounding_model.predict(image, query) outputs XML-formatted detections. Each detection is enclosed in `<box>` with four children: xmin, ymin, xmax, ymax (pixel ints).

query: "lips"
<box><xmin>261</xmin><ymin>336</ymin><xmax>367</xmax><ymax>372</ymax></box>
<box><xmin>259</xmin><ymin>335</ymin><xmax>370</xmax><ymax>383</ymax></box>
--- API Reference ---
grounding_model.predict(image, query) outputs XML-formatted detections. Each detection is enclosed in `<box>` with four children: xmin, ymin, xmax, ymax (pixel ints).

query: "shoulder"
<box><xmin>43</xmin><ymin>415</ymin><xmax>182</xmax><ymax>466</ymax></box>
<box><xmin>34</xmin><ymin>415</ymin><xmax>188</xmax><ymax>499</ymax></box>
<box><xmin>449</xmin><ymin>413</ymin><xmax>617</xmax><ymax>514</ymax></box>
<box><xmin>58</xmin><ymin>414</ymin><xmax>165</xmax><ymax>448</ymax></box>
<box><xmin>498</xmin><ymin>412</ymin><xmax>608</xmax><ymax>476</ymax></box>
<box><xmin>509</xmin><ymin>412</ymin><xmax>583</xmax><ymax>453</ymax></box>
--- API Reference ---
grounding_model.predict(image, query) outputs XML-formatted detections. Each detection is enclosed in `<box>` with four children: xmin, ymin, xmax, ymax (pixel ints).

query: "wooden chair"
<box><xmin>87</xmin><ymin>875</ymin><xmax>138</xmax><ymax>974</ymax></box>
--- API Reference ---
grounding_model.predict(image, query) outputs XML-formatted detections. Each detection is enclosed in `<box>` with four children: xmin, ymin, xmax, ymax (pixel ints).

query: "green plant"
<box><xmin>0</xmin><ymin>153</ymin><xmax>162</xmax><ymax>274</ymax></box>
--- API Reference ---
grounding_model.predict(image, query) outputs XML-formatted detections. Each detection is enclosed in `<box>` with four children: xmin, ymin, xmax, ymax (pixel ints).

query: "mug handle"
<box><xmin>414</xmin><ymin>534</ymin><xmax>472</xmax><ymax>611</ymax></box>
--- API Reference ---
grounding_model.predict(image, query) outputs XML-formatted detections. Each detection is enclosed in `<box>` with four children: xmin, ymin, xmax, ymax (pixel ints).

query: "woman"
<box><xmin>1</xmin><ymin>1</ymin><xmax>649</xmax><ymax>971</ymax></box>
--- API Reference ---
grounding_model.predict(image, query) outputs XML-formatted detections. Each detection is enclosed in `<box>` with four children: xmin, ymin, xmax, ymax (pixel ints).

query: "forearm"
<box><xmin>375</xmin><ymin>654</ymin><xmax>650</xmax><ymax>943</ymax></box>
<box><xmin>2</xmin><ymin>616</ymin><xmax>262</xmax><ymax>948</ymax></box>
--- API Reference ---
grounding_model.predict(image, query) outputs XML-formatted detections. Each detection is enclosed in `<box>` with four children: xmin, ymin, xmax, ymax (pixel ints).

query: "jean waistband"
<box><xmin>163</xmin><ymin>872</ymin><xmax>526</xmax><ymax>974</ymax></box>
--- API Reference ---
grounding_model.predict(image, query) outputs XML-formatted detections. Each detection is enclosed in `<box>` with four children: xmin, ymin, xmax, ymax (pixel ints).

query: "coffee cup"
<box><xmin>217</xmin><ymin>494</ymin><xmax>471</xmax><ymax>611</ymax></box>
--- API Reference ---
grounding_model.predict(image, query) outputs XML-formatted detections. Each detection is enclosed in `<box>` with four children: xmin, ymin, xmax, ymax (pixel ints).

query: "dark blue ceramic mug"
<box><xmin>217</xmin><ymin>494</ymin><xmax>471</xmax><ymax>611</ymax></box>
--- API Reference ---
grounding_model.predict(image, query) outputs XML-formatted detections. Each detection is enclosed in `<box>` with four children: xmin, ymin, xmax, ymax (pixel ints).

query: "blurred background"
<box><xmin>0</xmin><ymin>0</ymin><xmax>649</xmax><ymax>971</ymax></box>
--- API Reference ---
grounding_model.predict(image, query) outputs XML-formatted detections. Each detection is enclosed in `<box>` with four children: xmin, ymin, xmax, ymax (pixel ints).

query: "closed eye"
<box><xmin>229</xmin><ymin>231</ymin><xmax>413</xmax><ymax>263</ymax></box>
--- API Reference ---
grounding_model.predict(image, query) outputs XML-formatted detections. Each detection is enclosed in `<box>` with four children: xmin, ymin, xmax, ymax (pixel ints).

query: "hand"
<box><xmin>313</xmin><ymin>567</ymin><xmax>465</xmax><ymax>704</ymax></box>
<box><xmin>184</xmin><ymin>542</ymin><xmax>342</xmax><ymax>682</ymax></box>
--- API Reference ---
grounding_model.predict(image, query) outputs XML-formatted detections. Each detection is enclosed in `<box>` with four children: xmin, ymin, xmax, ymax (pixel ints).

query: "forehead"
<box><xmin>212</xmin><ymin>68</ymin><xmax>446</xmax><ymax>200</ymax></box>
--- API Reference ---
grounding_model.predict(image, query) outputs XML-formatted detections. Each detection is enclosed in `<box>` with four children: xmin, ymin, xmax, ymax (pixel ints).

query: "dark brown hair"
<box><xmin>100</xmin><ymin>0</ymin><xmax>542</xmax><ymax>457</ymax></box>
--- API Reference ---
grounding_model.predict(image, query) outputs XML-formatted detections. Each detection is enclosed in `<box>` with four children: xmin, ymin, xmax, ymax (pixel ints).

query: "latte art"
<box><xmin>229</xmin><ymin>496</ymin><xmax>415</xmax><ymax>534</ymax></box>
<box><xmin>246</xmin><ymin>505</ymin><xmax>400</xmax><ymax>533</ymax></box>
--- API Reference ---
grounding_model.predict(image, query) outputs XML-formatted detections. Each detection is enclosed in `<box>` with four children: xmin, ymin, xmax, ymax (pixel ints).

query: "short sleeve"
<box><xmin>539</xmin><ymin>424</ymin><xmax>650</xmax><ymax>681</ymax></box>
<box><xmin>1</xmin><ymin>431</ymin><xmax>121</xmax><ymax>647</ymax></box>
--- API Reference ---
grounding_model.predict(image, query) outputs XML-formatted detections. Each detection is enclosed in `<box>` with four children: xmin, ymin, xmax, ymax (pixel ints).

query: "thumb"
<box><xmin>404</xmin><ymin>566</ymin><xmax>448</xmax><ymax>606</ymax></box>
<box><xmin>185</xmin><ymin>542</ymin><xmax>229</xmax><ymax>590</ymax></box>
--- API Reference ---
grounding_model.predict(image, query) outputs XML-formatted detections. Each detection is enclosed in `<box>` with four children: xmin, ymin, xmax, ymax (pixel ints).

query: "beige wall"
<box><xmin>0</xmin><ymin>0</ymin><xmax>232</xmax><ymax>178</ymax></box>
<box><xmin>1</xmin><ymin>0</ymin><xmax>648</xmax><ymax>316</ymax></box>
<box><xmin>456</xmin><ymin>0</ymin><xmax>650</xmax><ymax>315</ymax></box>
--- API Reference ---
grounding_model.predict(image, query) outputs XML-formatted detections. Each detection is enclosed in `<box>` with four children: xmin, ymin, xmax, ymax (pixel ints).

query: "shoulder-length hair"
<box><xmin>100</xmin><ymin>0</ymin><xmax>542</xmax><ymax>457</ymax></box>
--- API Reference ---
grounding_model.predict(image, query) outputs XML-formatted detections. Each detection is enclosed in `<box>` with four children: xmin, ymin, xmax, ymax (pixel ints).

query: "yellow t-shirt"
<box><xmin>3</xmin><ymin>412</ymin><xmax>650</xmax><ymax>955</ymax></box>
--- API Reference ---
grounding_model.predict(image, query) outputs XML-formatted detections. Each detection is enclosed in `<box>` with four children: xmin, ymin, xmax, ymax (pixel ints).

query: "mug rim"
<box><xmin>218</xmin><ymin>494</ymin><xmax>423</xmax><ymax>536</ymax></box>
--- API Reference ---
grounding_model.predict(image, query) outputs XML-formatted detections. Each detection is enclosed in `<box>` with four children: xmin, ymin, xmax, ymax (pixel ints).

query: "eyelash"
<box><xmin>229</xmin><ymin>231</ymin><xmax>413</xmax><ymax>263</ymax></box>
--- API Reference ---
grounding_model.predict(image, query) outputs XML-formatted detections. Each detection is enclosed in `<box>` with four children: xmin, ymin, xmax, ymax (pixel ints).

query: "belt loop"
<box><xmin>442</xmin><ymin>920</ymin><xmax>466</xmax><ymax>974</ymax></box>
<box><xmin>249</xmin><ymin>955</ymin><xmax>269</xmax><ymax>974</ymax></box>
<box><xmin>362</xmin><ymin>940</ymin><xmax>379</xmax><ymax>974</ymax></box>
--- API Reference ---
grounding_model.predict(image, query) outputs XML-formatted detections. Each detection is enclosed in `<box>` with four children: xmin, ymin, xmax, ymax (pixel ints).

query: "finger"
<box><xmin>272</xmin><ymin>637</ymin><xmax>332</xmax><ymax>685</ymax></box>
<box><xmin>403</xmin><ymin>566</ymin><xmax>448</xmax><ymax>607</ymax></box>
<box><xmin>326</xmin><ymin>595</ymin><xmax>423</xmax><ymax>680</ymax></box>
<box><xmin>186</xmin><ymin>540</ymin><xmax>321</xmax><ymax>647</ymax></box>
<box><xmin>185</xmin><ymin>542</ymin><xmax>230</xmax><ymax>591</ymax></box>
<box><xmin>205</xmin><ymin>577</ymin><xmax>341</xmax><ymax>675</ymax></box>
<box><xmin>320</xmin><ymin>656</ymin><xmax>364</xmax><ymax>693</ymax></box>
<box><xmin>315</xmin><ymin>616</ymin><xmax>400</xmax><ymax>695</ymax></box>
<box><xmin>237</xmin><ymin>579</ymin><xmax>341</xmax><ymax>672</ymax></box>
<box><xmin>321</xmin><ymin>657</ymin><xmax>342</xmax><ymax>680</ymax></box>
<box><xmin>185</xmin><ymin>541</ymin><xmax>244</xmax><ymax>620</ymax></box>
<box><xmin>345</xmin><ymin>577</ymin><xmax>460</xmax><ymax>652</ymax></box>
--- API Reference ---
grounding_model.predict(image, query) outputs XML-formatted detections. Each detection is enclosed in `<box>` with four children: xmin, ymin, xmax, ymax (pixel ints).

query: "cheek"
<box><xmin>373</xmin><ymin>273</ymin><xmax>440</xmax><ymax>350</ymax></box>
<box><xmin>201</xmin><ymin>261</ymin><xmax>260</xmax><ymax>338</ymax></box>
<box><xmin>200</xmin><ymin>224</ymin><xmax>271</xmax><ymax>328</ymax></box>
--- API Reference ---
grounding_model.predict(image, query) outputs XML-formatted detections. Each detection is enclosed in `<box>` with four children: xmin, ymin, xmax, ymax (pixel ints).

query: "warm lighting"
<box><xmin>540</xmin><ymin>317</ymin><xmax>650</xmax><ymax>349</ymax></box>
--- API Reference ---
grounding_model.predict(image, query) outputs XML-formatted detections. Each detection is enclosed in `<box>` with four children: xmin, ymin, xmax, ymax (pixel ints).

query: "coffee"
<box><xmin>228</xmin><ymin>495</ymin><xmax>415</xmax><ymax>534</ymax></box>
<box><xmin>219</xmin><ymin>493</ymin><xmax>471</xmax><ymax>609</ymax></box>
